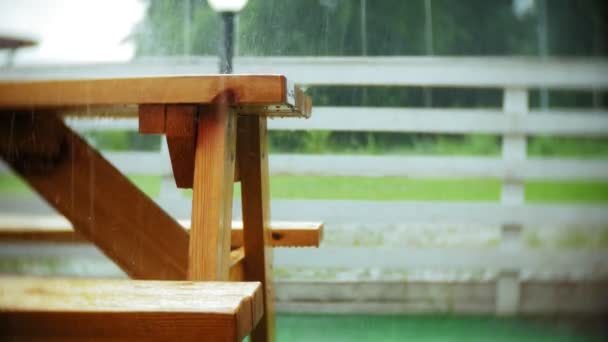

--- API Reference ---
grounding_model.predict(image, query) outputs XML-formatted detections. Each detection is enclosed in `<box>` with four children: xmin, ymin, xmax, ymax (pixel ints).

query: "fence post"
<box><xmin>496</xmin><ymin>88</ymin><xmax>528</xmax><ymax>315</ymax></box>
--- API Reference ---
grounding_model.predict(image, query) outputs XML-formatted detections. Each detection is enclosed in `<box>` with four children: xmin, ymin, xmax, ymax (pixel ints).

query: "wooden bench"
<box><xmin>0</xmin><ymin>216</ymin><xmax>323</xmax><ymax>281</ymax></box>
<box><xmin>0</xmin><ymin>215</ymin><xmax>323</xmax><ymax>248</ymax></box>
<box><xmin>0</xmin><ymin>276</ymin><xmax>263</xmax><ymax>341</ymax></box>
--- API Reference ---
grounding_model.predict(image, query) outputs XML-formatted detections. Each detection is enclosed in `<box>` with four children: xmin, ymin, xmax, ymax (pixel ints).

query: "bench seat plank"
<box><xmin>0</xmin><ymin>276</ymin><xmax>262</xmax><ymax>341</ymax></box>
<box><xmin>0</xmin><ymin>215</ymin><xmax>323</xmax><ymax>248</ymax></box>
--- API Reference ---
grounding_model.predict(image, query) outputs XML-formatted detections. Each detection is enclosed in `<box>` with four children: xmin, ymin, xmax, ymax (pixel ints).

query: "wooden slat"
<box><xmin>0</xmin><ymin>216</ymin><xmax>324</xmax><ymax>248</ymax></box>
<box><xmin>2</xmin><ymin>57</ymin><xmax>606</xmax><ymax>89</ymax></box>
<box><xmin>138</xmin><ymin>104</ymin><xmax>166</xmax><ymax>134</ymax></box>
<box><xmin>263</xmin><ymin>200</ymin><xmax>608</xmax><ymax>227</ymax></box>
<box><xmin>232</xmin><ymin>221</ymin><xmax>323</xmax><ymax>248</ymax></box>
<box><xmin>165</xmin><ymin>105</ymin><xmax>197</xmax><ymax>188</ymax></box>
<box><xmin>273</xmin><ymin>247</ymin><xmax>608</xmax><ymax>273</ymax></box>
<box><xmin>267</xmin><ymin>155</ymin><xmax>608</xmax><ymax>181</ymax></box>
<box><xmin>0</xmin><ymin>276</ymin><xmax>262</xmax><ymax>341</ymax></box>
<box><xmin>232</xmin><ymin>56</ymin><xmax>608</xmax><ymax>89</ymax></box>
<box><xmin>1</xmin><ymin>244</ymin><xmax>606</xmax><ymax>280</ymax></box>
<box><xmin>188</xmin><ymin>106</ymin><xmax>237</xmax><ymax>281</ymax></box>
<box><xmin>268</xmin><ymin>107</ymin><xmax>608</xmax><ymax>136</ymax></box>
<box><xmin>59</xmin><ymin>107</ymin><xmax>608</xmax><ymax>136</ymax></box>
<box><xmin>0</xmin><ymin>75</ymin><xmax>287</xmax><ymax>107</ymax></box>
<box><xmin>5</xmin><ymin>150</ymin><xmax>605</xmax><ymax>181</ymax></box>
<box><xmin>3</xmin><ymin>195</ymin><xmax>606</xmax><ymax>227</ymax></box>
<box><xmin>237</xmin><ymin>115</ymin><xmax>275</xmax><ymax>342</ymax></box>
<box><xmin>0</xmin><ymin>112</ymin><xmax>189</xmax><ymax>280</ymax></box>
<box><xmin>63</xmin><ymin>105</ymin><xmax>139</xmax><ymax>118</ymax></box>
<box><xmin>275</xmin><ymin>281</ymin><xmax>608</xmax><ymax>315</ymax></box>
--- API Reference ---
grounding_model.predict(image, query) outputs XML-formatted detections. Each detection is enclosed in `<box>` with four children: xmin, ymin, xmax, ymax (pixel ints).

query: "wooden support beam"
<box><xmin>188</xmin><ymin>105</ymin><xmax>237</xmax><ymax>281</ymax></box>
<box><xmin>0</xmin><ymin>112</ymin><xmax>189</xmax><ymax>280</ymax></box>
<box><xmin>0</xmin><ymin>216</ymin><xmax>324</xmax><ymax>248</ymax></box>
<box><xmin>138</xmin><ymin>104</ymin><xmax>166</xmax><ymax>134</ymax></box>
<box><xmin>232</xmin><ymin>221</ymin><xmax>322</xmax><ymax>249</ymax></box>
<box><xmin>0</xmin><ymin>276</ymin><xmax>263</xmax><ymax>341</ymax></box>
<box><xmin>165</xmin><ymin>105</ymin><xmax>197</xmax><ymax>188</ymax></box>
<box><xmin>138</xmin><ymin>104</ymin><xmax>242</xmax><ymax>186</ymax></box>
<box><xmin>237</xmin><ymin>115</ymin><xmax>275</xmax><ymax>342</ymax></box>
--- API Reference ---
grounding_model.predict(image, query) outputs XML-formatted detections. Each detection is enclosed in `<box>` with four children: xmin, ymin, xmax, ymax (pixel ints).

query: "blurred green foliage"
<box><xmin>81</xmin><ymin>131</ymin><xmax>160</xmax><ymax>151</ymax></box>
<box><xmin>132</xmin><ymin>0</ymin><xmax>607</xmax><ymax>57</ymax></box>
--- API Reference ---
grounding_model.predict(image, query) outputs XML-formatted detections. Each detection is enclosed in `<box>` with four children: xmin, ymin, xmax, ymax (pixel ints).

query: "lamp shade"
<box><xmin>207</xmin><ymin>0</ymin><xmax>248</xmax><ymax>12</ymax></box>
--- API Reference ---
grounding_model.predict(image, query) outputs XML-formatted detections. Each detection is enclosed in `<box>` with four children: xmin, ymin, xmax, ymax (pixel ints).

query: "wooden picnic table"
<box><xmin>0</xmin><ymin>74</ymin><xmax>313</xmax><ymax>341</ymax></box>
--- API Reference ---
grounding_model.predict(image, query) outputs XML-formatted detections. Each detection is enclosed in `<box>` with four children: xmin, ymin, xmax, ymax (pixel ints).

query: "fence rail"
<box><xmin>2</xmin><ymin>197</ymin><xmax>608</xmax><ymax>227</ymax></box>
<box><xmin>3</xmin><ymin>56</ymin><xmax>608</xmax><ymax>89</ymax></box>
<box><xmin>1</xmin><ymin>241</ymin><xmax>605</xmax><ymax>275</ymax></box>
<box><xmin>273</xmin><ymin>107</ymin><xmax>608</xmax><ymax>135</ymax></box>
<box><xmin>63</xmin><ymin>108</ymin><xmax>608</xmax><ymax>136</ymax></box>
<box><xmin>6</xmin><ymin>152</ymin><xmax>608</xmax><ymax>180</ymax></box>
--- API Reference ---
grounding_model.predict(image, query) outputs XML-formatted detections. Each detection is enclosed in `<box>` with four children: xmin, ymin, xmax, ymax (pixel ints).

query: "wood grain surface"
<box><xmin>0</xmin><ymin>276</ymin><xmax>262</xmax><ymax>341</ymax></box>
<box><xmin>188</xmin><ymin>105</ymin><xmax>237</xmax><ymax>281</ymax></box>
<box><xmin>165</xmin><ymin>105</ymin><xmax>197</xmax><ymax>188</ymax></box>
<box><xmin>0</xmin><ymin>75</ymin><xmax>287</xmax><ymax>107</ymax></box>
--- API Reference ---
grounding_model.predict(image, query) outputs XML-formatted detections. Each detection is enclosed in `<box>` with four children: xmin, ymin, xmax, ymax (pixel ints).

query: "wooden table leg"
<box><xmin>237</xmin><ymin>116</ymin><xmax>275</xmax><ymax>342</ymax></box>
<box><xmin>188</xmin><ymin>105</ymin><xmax>237</xmax><ymax>281</ymax></box>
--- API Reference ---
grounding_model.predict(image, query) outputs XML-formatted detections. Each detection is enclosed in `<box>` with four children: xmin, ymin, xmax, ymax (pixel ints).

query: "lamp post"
<box><xmin>207</xmin><ymin>0</ymin><xmax>248</xmax><ymax>74</ymax></box>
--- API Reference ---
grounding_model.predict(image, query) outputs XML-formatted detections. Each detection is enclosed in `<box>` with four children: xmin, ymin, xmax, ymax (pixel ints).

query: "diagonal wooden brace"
<box><xmin>0</xmin><ymin>111</ymin><xmax>190</xmax><ymax>280</ymax></box>
<box><xmin>166</xmin><ymin>105</ymin><xmax>197</xmax><ymax>188</ymax></box>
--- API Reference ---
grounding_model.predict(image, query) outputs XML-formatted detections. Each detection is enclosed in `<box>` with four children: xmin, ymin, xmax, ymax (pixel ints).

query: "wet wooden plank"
<box><xmin>0</xmin><ymin>75</ymin><xmax>287</xmax><ymax>107</ymax></box>
<box><xmin>0</xmin><ymin>276</ymin><xmax>262</xmax><ymax>341</ymax></box>
<box><xmin>0</xmin><ymin>215</ymin><xmax>324</xmax><ymax>248</ymax></box>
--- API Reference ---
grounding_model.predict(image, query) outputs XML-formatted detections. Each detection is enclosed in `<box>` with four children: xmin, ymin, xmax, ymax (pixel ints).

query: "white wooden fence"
<box><xmin>1</xmin><ymin>57</ymin><xmax>608</xmax><ymax>315</ymax></box>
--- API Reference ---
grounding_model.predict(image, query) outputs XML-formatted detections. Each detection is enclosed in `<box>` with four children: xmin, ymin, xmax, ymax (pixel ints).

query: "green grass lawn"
<box><xmin>275</xmin><ymin>314</ymin><xmax>603</xmax><ymax>342</ymax></box>
<box><xmin>0</xmin><ymin>174</ymin><xmax>162</xmax><ymax>198</ymax></box>
<box><xmin>270</xmin><ymin>176</ymin><xmax>608</xmax><ymax>202</ymax></box>
<box><xmin>2</xmin><ymin>174</ymin><xmax>608</xmax><ymax>203</ymax></box>
<box><xmin>269</xmin><ymin>177</ymin><xmax>502</xmax><ymax>201</ymax></box>
<box><xmin>4</xmin><ymin>132</ymin><xmax>606</xmax><ymax>202</ymax></box>
<box><xmin>208</xmin><ymin>176</ymin><xmax>608</xmax><ymax>203</ymax></box>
